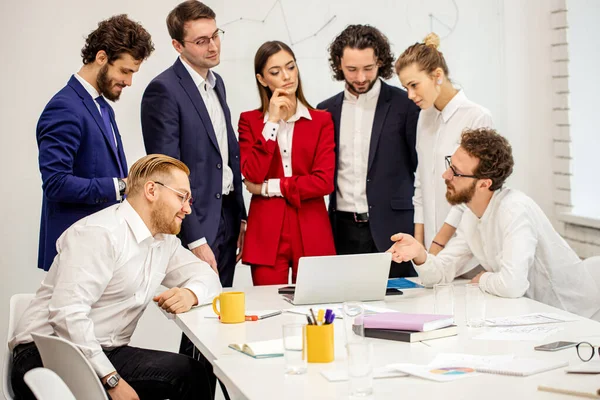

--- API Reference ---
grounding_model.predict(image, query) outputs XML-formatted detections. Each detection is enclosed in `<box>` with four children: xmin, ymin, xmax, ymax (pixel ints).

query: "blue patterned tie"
<box><xmin>95</xmin><ymin>96</ymin><xmax>124</xmax><ymax>177</ymax></box>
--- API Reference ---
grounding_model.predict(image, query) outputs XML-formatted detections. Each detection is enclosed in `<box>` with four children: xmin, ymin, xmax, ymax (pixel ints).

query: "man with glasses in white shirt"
<box><xmin>10</xmin><ymin>154</ymin><xmax>221</xmax><ymax>400</ymax></box>
<box><xmin>388</xmin><ymin>128</ymin><xmax>600</xmax><ymax>318</ymax></box>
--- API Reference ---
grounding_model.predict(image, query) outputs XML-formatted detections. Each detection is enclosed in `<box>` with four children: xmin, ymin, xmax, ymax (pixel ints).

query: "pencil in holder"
<box><xmin>305</xmin><ymin>323</ymin><xmax>334</xmax><ymax>363</ymax></box>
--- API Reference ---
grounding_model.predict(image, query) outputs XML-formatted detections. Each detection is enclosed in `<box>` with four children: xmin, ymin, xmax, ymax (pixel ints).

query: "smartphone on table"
<box><xmin>534</xmin><ymin>341</ymin><xmax>578</xmax><ymax>352</ymax></box>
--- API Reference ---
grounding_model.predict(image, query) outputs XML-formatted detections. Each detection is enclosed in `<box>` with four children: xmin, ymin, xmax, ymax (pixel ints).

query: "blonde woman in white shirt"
<box><xmin>395</xmin><ymin>33</ymin><xmax>493</xmax><ymax>254</ymax></box>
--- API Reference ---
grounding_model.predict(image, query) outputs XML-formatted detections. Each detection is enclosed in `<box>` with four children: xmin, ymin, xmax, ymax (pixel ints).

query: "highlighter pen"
<box><xmin>317</xmin><ymin>309</ymin><xmax>325</xmax><ymax>325</ymax></box>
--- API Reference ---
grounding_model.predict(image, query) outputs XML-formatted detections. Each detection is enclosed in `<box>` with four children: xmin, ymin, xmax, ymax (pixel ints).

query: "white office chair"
<box><xmin>31</xmin><ymin>333</ymin><xmax>108</xmax><ymax>400</ymax></box>
<box><xmin>3</xmin><ymin>293</ymin><xmax>35</xmax><ymax>400</ymax></box>
<box><xmin>24</xmin><ymin>368</ymin><xmax>76</xmax><ymax>400</ymax></box>
<box><xmin>582</xmin><ymin>256</ymin><xmax>600</xmax><ymax>322</ymax></box>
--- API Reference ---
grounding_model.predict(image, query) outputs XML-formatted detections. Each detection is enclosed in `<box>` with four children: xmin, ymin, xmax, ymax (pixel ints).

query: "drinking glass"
<box><xmin>282</xmin><ymin>323</ymin><xmax>307</xmax><ymax>374</ymax></box>
<box><xmin>465</xmin><ymin>283</ymin><xmax>486</xmax><ymax>327</ymax></box>
<box><xmin>433</xmin><ymin>283</ymin><xmax>455</xmax><ymax>320</ymax></box>
<box><xmin>347</xmin><ymin>341</ymin><xmax>374</xmax><ymax>398</ymax></box>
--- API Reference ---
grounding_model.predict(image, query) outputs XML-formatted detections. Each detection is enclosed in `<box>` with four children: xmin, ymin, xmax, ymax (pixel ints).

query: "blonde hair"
<box><xmin>127</xmin><ymin>154</ymin><xmax>190</xmax><ymax>196</ymax></box>
<box><xmin>394</xmin><ymin>32</ymin><xmax>449</xmax><ymax>78</ymax></box>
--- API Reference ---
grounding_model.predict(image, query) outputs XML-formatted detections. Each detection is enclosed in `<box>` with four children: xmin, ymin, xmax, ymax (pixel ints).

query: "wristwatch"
<box><xmin>117</xmin><ymin>178</ymin><xmax>126</xmax><ymax>197</ymax></box>
<box><xmin>103</xmin><ymin>372</ymin><xmax>121</xmax><ymax>390</ymax></box>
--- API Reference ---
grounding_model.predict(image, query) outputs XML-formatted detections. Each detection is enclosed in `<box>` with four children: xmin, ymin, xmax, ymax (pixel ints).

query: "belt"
<box><xmin>336</xmin><ymin>210</ymin><xmax>369</xmax><ymax>223</ymax></box>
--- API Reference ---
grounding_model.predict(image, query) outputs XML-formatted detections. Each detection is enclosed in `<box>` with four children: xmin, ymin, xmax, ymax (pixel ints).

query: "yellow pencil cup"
<box><xmin>306</xmin><ymin>323</ymin><xmax>334</xmax><ymax>363</ymax></box>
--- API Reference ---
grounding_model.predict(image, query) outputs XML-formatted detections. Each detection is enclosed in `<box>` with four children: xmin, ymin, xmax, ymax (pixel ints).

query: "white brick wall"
<box><xmin>550</xmin><ymin>4</ymin><xmax>600</xmax><ymax>259</ymax></box>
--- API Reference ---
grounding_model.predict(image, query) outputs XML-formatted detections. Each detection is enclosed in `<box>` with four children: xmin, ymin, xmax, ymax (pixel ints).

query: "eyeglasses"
<box><xmin>154</xmin><ymin>181</ymin><xmax>193</xmax><ymax>206</ymax></box>
<box><xmin>445</xmin><ymin>155</ymin><xmax>479</xmax><ymax>179</ymax></box>
<box><xmin>183</xmin><ymin>28</ymin><xmax>224</xmax><ymax>48</ymax></box>
<box><xmin>576</xmin><ymin>342</ymin><xmax>600</xmax><ymax>362</ymax></box>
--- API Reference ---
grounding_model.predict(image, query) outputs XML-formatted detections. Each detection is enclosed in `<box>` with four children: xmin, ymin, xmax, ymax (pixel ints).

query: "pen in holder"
<box><xmin>305</xmin><ymin>323</ymin><xmax>334</xmax><ymax>363</ymax></box>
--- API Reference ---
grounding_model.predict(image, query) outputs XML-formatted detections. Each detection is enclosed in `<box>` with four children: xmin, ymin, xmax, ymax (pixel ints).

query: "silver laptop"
<box><xmin>282</xmin><ymin>253</ymin><xmax>392</xmax><ymax>305</ymax></box>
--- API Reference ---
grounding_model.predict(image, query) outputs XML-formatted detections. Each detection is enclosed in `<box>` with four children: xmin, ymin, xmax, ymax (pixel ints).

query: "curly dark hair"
<box><xmin>460</xmin><ymin>128</ymin><xmax>514</xmax><ymax>191</ymax></box>
<box><xmin>81</xmin><ymin>14</ymin><xmax>154</xmax><ymax>64</ymax></box>
<box><xmin>328</xmin><ymin>24</ymin><xmax>394</xmax><ymax>81</ymax></box>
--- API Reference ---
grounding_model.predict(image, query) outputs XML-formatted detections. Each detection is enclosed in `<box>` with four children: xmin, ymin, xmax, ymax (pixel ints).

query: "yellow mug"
<box><xmin>212</xmin><ymin>292</ymin><xmax>245</xmax><ymax>323</ymax></box>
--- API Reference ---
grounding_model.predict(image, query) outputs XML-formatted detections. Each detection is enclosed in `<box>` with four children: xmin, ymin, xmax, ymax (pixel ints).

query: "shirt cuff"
<box><xmin>444</xmin><ymin>206</ymin><xmax>465</xmax><ymax>228</ymax></box>
<box><xmin>478</xmin><ymin>271</ymin><xmax>492</xmax><ymax>293</ymax></box>
<box><xmin>113</xmin><ymin>178</ymin><xmax>121</xmax><ymax>201</ymax></box>
<box><xmin>262</xmin><ymin>122</ymin><xmax>279</xmax><ymax>142</ymax></box>
<box><xmin>188</xmin><ymin>237</ymin><xmax>207</xmax><ymax>250</ymax></box>
<box><xmin>89</xmin><ymin>351</ymin><xmax>116</xmax><ymax>378</ymax></box>
<box><xmin>413</xmin><ymin>206</ymin><xmax>424</xmax><ymax>224</ymax></box>
<box><xmin>267</xmin><ymin>179</ymin><xmax>281</xmax><ymax>197</ymax></box>
<box><xmin>411</xmin><ymin>254</ymin><xmax>439</xmax><ymax>288</ymax></box>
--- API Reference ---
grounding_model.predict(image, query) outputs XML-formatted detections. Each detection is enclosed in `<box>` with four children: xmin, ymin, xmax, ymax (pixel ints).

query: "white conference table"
<box><xmin>172</xmin><ymin>282</ymin><xmax>600</xmax><ymax>400</ymax></box>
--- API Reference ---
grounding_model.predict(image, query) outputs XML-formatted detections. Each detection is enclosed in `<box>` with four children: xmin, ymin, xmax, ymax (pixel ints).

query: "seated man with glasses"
<box><xmin>388</xmin><ymin>128</ymin><xmax>600</xmax><ymax>319</ymax></box>
<box><xmin>10</xmin><ymin>154</ymin><xmax>221</xmax><ymax>400</ymax></box>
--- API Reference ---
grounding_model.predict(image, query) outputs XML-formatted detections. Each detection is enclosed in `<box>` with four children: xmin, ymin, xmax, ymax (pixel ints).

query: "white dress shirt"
<box><xmin>10</xmin><ymin>200</ymin><xmax>222</xmax><ymax>377</ymax></box>
<box><xmin>261</xmin><ymin>101</ymin><xmax>312</xmax><ymax>196</ymax></box>
<box><xmin>73</xmin><ymin>73</ymin><xmax>122</xmax><ymax>201</ymax></box>
<box><xmin>415</xmin><ymin>188</ymin><xmax>600</xmax><ymax>318</ymax></box>
<box><xmin>413</xmin><ymin>90</ymin><xmax>493</xmax><ymax>248</ymax></box>
<box><xmin>180</xmin><ymin>58</ymin><xmax>234</xmax><ymax>250</ymax></box>
<box><xmin>336</xmin><ymin>79</ymin><xmax>382</xmax><ymax>213</ymax></box>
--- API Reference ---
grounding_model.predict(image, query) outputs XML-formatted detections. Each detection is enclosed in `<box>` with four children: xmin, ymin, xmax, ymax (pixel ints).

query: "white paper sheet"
<box><xmin>389</xmin><ymin>353</ymin><xmax>514</xmax><ymax>382</ymax></box>
<box><xmin>474</xmin><ymin>325</ymin><xmax>563</xmax><ymax>341</ymax></box>
<box><xmin>286</xmin><ymin>302</ymin><xmax>396</xmax><ymax>318</ymax></box>
<box><xmin>321</xmin><ymin>366</ymin><xmax>408</xmax><ymax>382</ymax></box>
<box><xmin>486</xmin><ymin>313</ymin><xmax>578</xmax><ymax>327</ymax></box>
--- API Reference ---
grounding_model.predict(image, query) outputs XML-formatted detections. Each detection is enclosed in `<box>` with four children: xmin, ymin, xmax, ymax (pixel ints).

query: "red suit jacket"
<box><xmin>239</xmin><ymin>108</ymin><xmax>336</xmax><ymax>266</ymax></box>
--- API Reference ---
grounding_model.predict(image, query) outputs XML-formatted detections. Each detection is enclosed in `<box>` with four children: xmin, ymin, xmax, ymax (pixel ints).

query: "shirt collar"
<box><xmin>180</xmin><ymin>56</ymin><xmax>217</xmax><ymax>90</ymax></box>
<box><xmin>74</xmin><ymin>73</ymin><xmax>100</xmax><ymax>100</ymax></box>
<box><xmin>479</xmin><ymin>187</ymin><xmax>505</xmax><ymax>223</ymax></box>
<box><xmin>117</xmin><ymin>200</ymin><xmax>165</xmax><ymax>245</ymax></box>
<box><xmin>439</xmin><ymin>89</ymin><xmax>467</xmax><ymax>123</ymax></box>
<box><xmin>343</xmin><ymin>78</ymin><xmax>382</xmax><ymax>102</ymax></box>
<box><xmin>263</xmin><ymin>100</ymin><xmax>312</xmax><ymax>123</ymax></box>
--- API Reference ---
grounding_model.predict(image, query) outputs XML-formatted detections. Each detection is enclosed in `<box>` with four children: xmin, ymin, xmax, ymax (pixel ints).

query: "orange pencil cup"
<box><xmin>306</xmin><ymin>323</ymin><xmax>334</xmax><ymax>363</ymax></box>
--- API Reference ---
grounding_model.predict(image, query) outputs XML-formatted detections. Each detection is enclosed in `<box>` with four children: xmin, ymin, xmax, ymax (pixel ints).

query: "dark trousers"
<box><xmin>213</xmin><ymin>194</ymin><xmax>240</xmax><ymax>288</ymax></box>
<box><xmin>11</xmin><ymin>342</ymin><xmax>212</xmax><ymax>400</ymax></box>
<box><xmin>179</xmin><ymin>194</ymin><xmax>239</xmax><ymax>399</ymax></box>
<box><xmin>333</xmin><ymin>211</ymin><xmax>416</xmax><ymax>278</ymax></box>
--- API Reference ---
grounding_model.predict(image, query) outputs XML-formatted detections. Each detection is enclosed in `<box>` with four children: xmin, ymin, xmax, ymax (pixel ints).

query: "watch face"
<box><xmin>119</xmin><ymin>180</ymin><xmax>126</xmax><ymax>191</ymax></box>
<box><xmin>107</xmin><ymin>374</ymin><xmax>119</xmax><ymax>387</ymax></box>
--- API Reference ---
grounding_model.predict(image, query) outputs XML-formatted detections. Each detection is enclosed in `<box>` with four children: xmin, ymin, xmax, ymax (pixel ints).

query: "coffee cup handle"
<box><xmin>212</xmin><ymin>295</ymin><xmax>220</xmax><ymax>316</ymax></box>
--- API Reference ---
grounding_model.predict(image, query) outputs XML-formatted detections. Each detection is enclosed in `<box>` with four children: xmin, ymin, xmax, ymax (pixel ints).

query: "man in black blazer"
<box><xmin>141</xmin><ymin>1</ymin><xmax>246</xmax><ymax>289</ymax></box>
<box><xmin>318</xmin><ymin>25</ymin><xmax>420</xmax><ymax>277</ymax></box>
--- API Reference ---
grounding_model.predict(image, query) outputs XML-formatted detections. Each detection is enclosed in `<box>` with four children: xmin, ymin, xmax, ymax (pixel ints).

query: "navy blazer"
<box><xmin>37</xmin><ymin>75</ymin><xmax>127</xmax><ymax>271</ymax></box>
<box><xmin>317</xmin><ymin>81</ymin><xmax>420</xmax><ymax>251</ymax></box>
<box><xmin>141</xmin><ymin>58</ymin><xmax>246</xmax><ymax>248</ymax></box>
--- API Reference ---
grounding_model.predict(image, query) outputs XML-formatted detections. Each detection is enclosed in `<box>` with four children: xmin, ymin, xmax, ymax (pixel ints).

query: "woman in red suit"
<box><xmin>239</xmin><ymin>41</ymin><xmax>336</xmax><ymax>286</ymax></box>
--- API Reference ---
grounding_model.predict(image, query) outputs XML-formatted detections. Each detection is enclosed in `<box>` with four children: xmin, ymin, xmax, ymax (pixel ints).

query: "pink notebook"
<box><xmin>362</xmin><ymin>313</ymin><xmax>454</xmax><ymax>332</ymax></box>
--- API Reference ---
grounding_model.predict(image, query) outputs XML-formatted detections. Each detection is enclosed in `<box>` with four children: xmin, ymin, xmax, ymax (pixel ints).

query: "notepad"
<box><xmin>362</xmin><ymin>313</ymin><xmax>454</xmax><ymax>332</ymax></box>
<box><xmin>475</xmin><ymin>358</ymin><xmax>568</xmax><ymax>376</ymax></box>
<box><xmin>228</xmin><ymin>339</ymin><xmax>284</xmax><ymax>359</ymax></box>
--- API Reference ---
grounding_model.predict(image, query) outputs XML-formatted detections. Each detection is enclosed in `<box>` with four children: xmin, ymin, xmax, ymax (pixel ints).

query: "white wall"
<box><xmin>0</xmin><ymin>0</ymin><xmax>565</xmax><ymax>395</ymax></box>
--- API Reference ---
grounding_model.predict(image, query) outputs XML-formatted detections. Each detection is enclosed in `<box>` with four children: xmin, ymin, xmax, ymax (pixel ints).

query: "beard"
<box><xmin>445</xmin><ymin>179</ymin><xmax>477</xmax><ymax>205</ymax></box>
<box><xmin>97</xmin><ymin>64</ymin><xmax>123</xmax><ymax>101</ymax></box>
<box><xmin>150</xmin><ymin>203</ymin><xmax>182</xmax><ymax>235</ymax></box>
<box><xmin>345</xmin><ymin>76</ymin><xmax>378</xmax><ymax>95</ymax></box>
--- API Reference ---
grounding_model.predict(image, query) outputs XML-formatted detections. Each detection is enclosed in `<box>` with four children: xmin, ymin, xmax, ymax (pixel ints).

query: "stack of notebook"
<box><xmin>359</xmin><ymin>312</ymin><xmax>457</xmax><ymax>343</ymax></box>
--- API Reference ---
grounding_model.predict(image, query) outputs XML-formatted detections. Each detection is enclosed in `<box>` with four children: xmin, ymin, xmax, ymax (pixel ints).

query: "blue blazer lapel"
<box><xmin>68</xmin><ymin>76</ymin><xmax>123</xmax><ymax>172</ymax></box>
<box><xmin>109</xmin><ymin>108</ymin><xmax>128</xmax><ymax>175</ymax></box>
<box><xmin>368</xmin><ymin>81</ymin><xmax>391</xmax><ymax>173</ymax></box>
<box><xmin>173</xmin><ymin>58</ymin><xmax>220</xmax><ymax>152</ymax></box>
<box><xmin>328</xmin><ymin>93</ymin><xmax>344</xmax><ymax>150</ymax></box>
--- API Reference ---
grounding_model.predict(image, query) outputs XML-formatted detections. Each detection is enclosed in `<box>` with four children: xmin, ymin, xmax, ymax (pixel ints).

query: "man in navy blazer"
<box><xmin>36</xmin><ymin>15</ymin><xmax>154</xmax><ymax>271</ymax></box>
<box><xmin>318</xmin><ymin>25</ymin><xmax>420</xmax><ymax>277</ymax></box>
<box><xmin>141</xmin><ymin>1</ymin><xmax>246</xmax><ymax>289</ymax></box>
